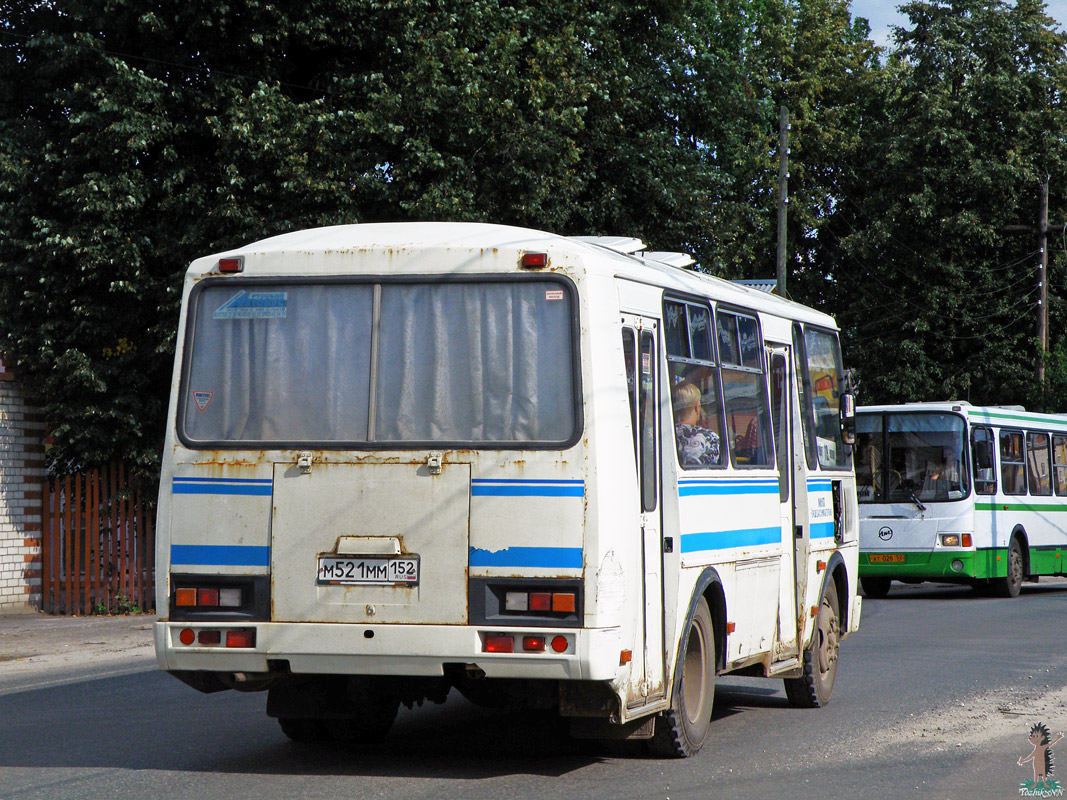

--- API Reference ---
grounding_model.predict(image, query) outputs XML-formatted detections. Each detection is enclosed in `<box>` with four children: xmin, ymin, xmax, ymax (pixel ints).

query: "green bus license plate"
<box><xmin>868</xmin><ymin>554</ymin><xmax>906</xmax><ymax>563</ymax></box>
<box><xmin>317</xmin><ymin>555</ymin><xmax>420</xmax><ymax>585</ymax></box>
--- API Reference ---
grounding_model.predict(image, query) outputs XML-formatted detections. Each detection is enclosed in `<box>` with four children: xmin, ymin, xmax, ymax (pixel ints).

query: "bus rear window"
<box><xmin>180</xmin><ymin>279</ymin><xmax>579</xmax><ymax>447</ymax></box>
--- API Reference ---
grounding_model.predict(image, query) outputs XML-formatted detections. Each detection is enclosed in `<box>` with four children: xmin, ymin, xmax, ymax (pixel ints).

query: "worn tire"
<box><xmin>860</xmin><ymin>576</ymin><xmax>891</xmax><ymax>599</ymax></box>
<box><xmin>649</xmin><ymin>596</ymin><xmax>716</xmax><ymax>758</ymax></box>
<box><xmin>994</xmin><ymin>537</ymin><xmax>1024</xmax><ymax>598</ymax></box>
<box><xmin>784</xmin><ymin>577</ymin><xmax>840</xmax><ymax>708</ymax></box>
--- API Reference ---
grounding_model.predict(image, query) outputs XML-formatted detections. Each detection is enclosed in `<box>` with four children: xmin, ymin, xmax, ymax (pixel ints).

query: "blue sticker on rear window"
<box><xmin>213</xmin><ymin>290</ymin><xmax>287</xmax><ymax>319</ymax></box>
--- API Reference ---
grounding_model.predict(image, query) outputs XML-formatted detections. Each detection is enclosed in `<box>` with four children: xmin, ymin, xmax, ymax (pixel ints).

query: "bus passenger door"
<box><xmin>769</xmin><ymin>347</ymin><xmax>799</xmax><ymax>658</ymax></box>
<box><xmin>622</xmin><ymin>318</ymin><xmax>666</xmax><ymax>704</ymax></box>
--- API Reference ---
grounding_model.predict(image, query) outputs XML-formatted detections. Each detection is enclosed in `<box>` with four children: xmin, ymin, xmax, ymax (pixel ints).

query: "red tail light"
<box><xmin>484</xmin><ymin>634</ymin><xmax>514</xmax><ymax>653</ymax></box>
<box><xmin>225</xmin><ymin>629</ymin><xmax>256</xmax><ymax>648</ymax></box>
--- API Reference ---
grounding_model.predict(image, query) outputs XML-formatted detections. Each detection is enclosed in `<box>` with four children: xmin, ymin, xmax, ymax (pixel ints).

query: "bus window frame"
<box><xmin>999</xmin><ymin>428</ymin><xmax>1027</xmax><ymax>496</ymax></box>
<box><xmin>716</xmin><ymin>305</ymin><xmax>774</xmax><ymax>470</ymax></box>
<box><xmin>971</xmin><ymin>424</ymin><xmax>997</xmax><ymax>496</ymax></box>
<box><xmin>1054</xmin><ymin>433</ymin><xmax>1067</xmax><ymax>497</ymax></box>
<box><xmin>177</xmin><ymin>273</ymin><xmax>585</xmax><ymax>451</ymax></box>
<box><xmin>793</xmin><ymin>323</ymin><xmax>851</xmax><ymax>471</ymax></box>
<box><xmin>663</xmin><ymin>296</ymin><xmax>727</xmax><ymax>471</ymax></box>
<box><xmin>1026</xmin><ymin>430</ymin><xmax>1053</xmax><ymax>497</ymax></box>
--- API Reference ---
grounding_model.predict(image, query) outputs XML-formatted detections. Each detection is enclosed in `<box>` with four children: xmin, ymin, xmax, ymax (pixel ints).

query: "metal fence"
<box><xmin>40</xmin><ymin>463</ymin><xmax>156</xmax><ymax>615</ymax></box>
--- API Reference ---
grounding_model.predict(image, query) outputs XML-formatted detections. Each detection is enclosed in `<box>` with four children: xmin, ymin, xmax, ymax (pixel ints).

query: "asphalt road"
<box><xmin>1</xmin><ymin>579</ymin><xmax>1066</xmax><ymax>800</ymax></box>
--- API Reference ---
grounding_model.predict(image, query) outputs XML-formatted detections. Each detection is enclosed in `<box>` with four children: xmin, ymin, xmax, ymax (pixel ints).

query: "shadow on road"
<box><xmin>0</xmin><ymin>670</ymin><xmax>679</xmax><ymax>779</ymax></box>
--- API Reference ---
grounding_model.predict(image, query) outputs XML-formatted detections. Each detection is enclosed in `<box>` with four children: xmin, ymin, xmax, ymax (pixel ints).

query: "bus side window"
<box><xmin>999</xmin><ymin>430</ymin><xmax>1026</xmax><ymax>496</ymax></box>
<box><xmin>1054</xmin><ymin>435</ymin><xmax>1067</xmax><ymax>496</ymax></box>
<box><xmin>718</xmin><ymin>312</ymin><xmax>773</xmax><ymax>468</ymax></box>
<box><xmin>664</xmin><ymin>299</ymin><xmax>725</xmax><ymax>469</ymax></box>
<box><xmin>971</xmin><ymin>426</ymin><xmax>996</xmax><ymax>495</ymax></box>
<box><xmin>622</xmin><ymin>328</ymin><xmax>638</xmax><ymax>471</ymax></box>
<box><xmin>1026</xmin><ymin>431</ymin><xmax>1052</xmax><ymax>496</ymax></box>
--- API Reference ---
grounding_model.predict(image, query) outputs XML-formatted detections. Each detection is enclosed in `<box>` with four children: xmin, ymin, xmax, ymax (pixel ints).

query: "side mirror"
<box><xmin>839</xmin><ymin>393</ymin><xmax>856</xmax><ymax>445</ymax></box>
<box><xmin>975</xmin><ymin>440</ymin><xmax>994</xmax><ymax>471</ymax></box>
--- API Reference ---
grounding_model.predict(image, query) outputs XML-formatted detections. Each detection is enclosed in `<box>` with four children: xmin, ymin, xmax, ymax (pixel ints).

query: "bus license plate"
<box><xmin>868</xmin><ymin>554</ymin><xmax>906</xmax><ymax>563</ymax></box>
<box><xmin>317</xmin><ymin>555</ymin><xmax>420</xmax><ymax>585</ymax></box>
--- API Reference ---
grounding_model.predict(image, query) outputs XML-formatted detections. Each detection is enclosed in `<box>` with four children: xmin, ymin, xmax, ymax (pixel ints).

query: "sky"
<box><xmin>849</xmin><ymin>0</ymin><xmax>1067</xmax><ymax>49</ymax></box>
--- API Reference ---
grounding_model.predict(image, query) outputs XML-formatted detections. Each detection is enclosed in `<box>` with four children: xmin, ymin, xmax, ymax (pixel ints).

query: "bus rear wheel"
<box><xmin>994</xmin><ymin>537</ymin><xmax>1025</xmax><ymax>598</ymax></box>
<box><xmin>649</xmin><ymin>596</ymin><xmax>716</xmax><ymax>758</ymax></box>
<box><xmin>785</xmin><ymin>577</ymin><xmax>840</xmax><ymax>708</ymax></box>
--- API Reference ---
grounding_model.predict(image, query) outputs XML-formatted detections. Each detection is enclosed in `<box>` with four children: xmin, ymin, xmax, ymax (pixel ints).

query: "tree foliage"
<box><xmin>3</xmin><ymin>0</ymin><xmax>1067</xmax><ymax>474</ymax></box>
<box><xmin>809</xmin><ymin>0</ymin><xmax>1067</xmax><ymax>408</ymax></box>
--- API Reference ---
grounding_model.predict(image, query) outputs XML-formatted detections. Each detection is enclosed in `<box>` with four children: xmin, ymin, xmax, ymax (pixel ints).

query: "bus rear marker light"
<box><xmin>551</xmin><ymin>592</ymin><xmax>576</xmax><ymax>613</ymax></box>
<box><xmin>620</xmin><ymin>649</ymin><xmax>632</xmax><ymax>665</ymax></box>
<box><xmin>522</xmin><ymin>636</ymin><xmax>546</xmax><ymax>652</ymax></box>
<box><xmin>520</xmin><ymin>252</ymin><xmax>548</xmax><ymax>269</ymax></box>
<box><xmin>218</xmin><ymin>257</ymin><xmax>244</xmax><ymax>273</ymax></box>
<box><xmin>179</xmin><ymin>628</ymin><xmax>195</xmax><ymax>646</ymax></box>
<box><xmin>484</xmin><ymin>634</ymin><xmax>514</xmax><ymax>653</ymax></box>
<box><xmin>551</xmin><ymin>636</ymin><xmax>568</xmax><ymax>653</ymax></box>
<box><xmin>225</xmin><ymin>630</ymin><xmax>255</xmax><ymax>648</ymax></box>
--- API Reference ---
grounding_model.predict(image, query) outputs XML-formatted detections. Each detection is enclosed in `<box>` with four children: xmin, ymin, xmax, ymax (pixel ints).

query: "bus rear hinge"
<box><xmin>426</xmin><ymin>452</ymin><xmax>443</xmax><ymax>475</ymax></box>
<box><xmin>297</xmin><ymin>451</ymin><xmax>313</xmax><ymax>474</ymax></box>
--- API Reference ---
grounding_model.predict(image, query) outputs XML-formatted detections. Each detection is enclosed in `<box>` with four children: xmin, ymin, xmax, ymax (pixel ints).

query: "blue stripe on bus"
<box><xmin>680</xmin><ymin>526</ymin><xmax>781</xmax><ymax>553</ymax></box>
<box><xmin>173</xmin><ymin>477</ymin><xmax>273</xmax><ymax>496</ymax></box>
<box><xmin>472</xmin><ymin>479</ymin><xmax>584</xmax><ymax>484</ymax></box>
<box><xmin>471</xmin><ymin>482</ymin><xmax>584</xmax><ymax>497</ymax></box>
<box><xmin>171</xmin><ymin>544</ymin><xmax>270</xmax><ymax>567</ymax></box>
<box><xmin>469</xmin><ymin>546</ymin><xmax>583</xmax><ymax>568</ymax></box>
<box><xmin>810</xmin><ymin>521</ymin><xmax>836</xmax><ymax>539</ymax></box>
<box><xmin>807</xmin><ymin>480</ymin><xmax>833</xmax><ymax>492</ymax></box>
<box><xmin>678</xmin><ymin>482</ymin><xmax>779</xmax><ymax>497</ymax></box>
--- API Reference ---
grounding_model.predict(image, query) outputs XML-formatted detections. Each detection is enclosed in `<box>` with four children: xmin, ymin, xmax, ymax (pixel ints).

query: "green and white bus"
<box><xmin>856</xmin><ymin>402</ymin><xmax>1067</xmax><ymax>597</ymax></box>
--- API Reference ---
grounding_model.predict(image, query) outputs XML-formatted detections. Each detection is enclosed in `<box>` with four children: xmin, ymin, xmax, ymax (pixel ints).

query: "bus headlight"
<box><xmin>939</xmin><ymin>534</ymin><xmax>960</xmax><ymax>547</ymax></box>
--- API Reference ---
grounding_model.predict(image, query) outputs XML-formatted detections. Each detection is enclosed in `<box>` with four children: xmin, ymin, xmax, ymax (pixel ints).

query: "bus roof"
<box><xmin>190</xmin><ymin>222</ymin><xmax>840</xmax><ymax>331</ymax></box>
<box><xmin>858</xmin><ymin>401</ymin><xmax>1067</xmax><ymax>429</ymax></box>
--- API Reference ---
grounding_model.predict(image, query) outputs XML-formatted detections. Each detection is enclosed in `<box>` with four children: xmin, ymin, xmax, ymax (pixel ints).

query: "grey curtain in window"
<box><xmin>374</xmin><ymin>282</ymin><xmax>574</xmax><ymax>442</ymax></box>
<box><xmin>181</xmin><ymin>280</ymin><xmax>575</xmax><ymax>445</ymax></box>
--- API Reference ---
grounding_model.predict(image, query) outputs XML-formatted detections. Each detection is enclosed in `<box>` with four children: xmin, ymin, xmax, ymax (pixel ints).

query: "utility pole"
<box><xmin>776</xmin><ymin>106</ymin><xmax>789</xmax><ymax>298</ymax></box>
<box><xmin>1003</xmin><ymin>176</ymin><xmax>1064</xmax><ymax>390</ymax></box>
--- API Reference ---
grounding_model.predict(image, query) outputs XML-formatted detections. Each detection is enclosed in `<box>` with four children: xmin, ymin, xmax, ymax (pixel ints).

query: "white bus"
<box><xmin>154</xmin><ymin>222</ymin><xmax>862</xmax><ymax>757</ymax></box>
<box><xmin>856</xmin><ymin>401</ymin><xmax>1067</xmax><ymax>598</ymax></box>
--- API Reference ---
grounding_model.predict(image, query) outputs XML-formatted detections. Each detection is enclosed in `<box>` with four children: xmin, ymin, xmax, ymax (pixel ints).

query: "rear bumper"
<box><xmin>155</xmin><ymin>621</ymin><xmax>622</xmax><ymax>682</ymax></box>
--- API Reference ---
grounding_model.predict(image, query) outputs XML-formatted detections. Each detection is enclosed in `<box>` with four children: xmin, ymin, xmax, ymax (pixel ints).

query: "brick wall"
<box><xmin>0</xmin><ymin>355</ymin><xmax>46</xmax><ymax>611</ymax></box>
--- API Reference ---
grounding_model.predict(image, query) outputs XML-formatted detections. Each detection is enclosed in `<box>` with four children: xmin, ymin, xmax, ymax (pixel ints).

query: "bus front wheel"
<box><xmin>860</xmin><ymin>576</ymin><xmax>891</xmax><ymax>599</ymax></box>
<box><xmin>994</xmin><ymin>537</ymin><xmax>1025</xmax><ymax>598</ymax></box>
<box><xmin>784</xmin><ymin>577</ymin><xmax>840</xmax><ymax>708</ymax></box>
<box><xmin>649</xmin><ymin>595</ymin><xmax>716</xmax><ymax>758</ymax></box>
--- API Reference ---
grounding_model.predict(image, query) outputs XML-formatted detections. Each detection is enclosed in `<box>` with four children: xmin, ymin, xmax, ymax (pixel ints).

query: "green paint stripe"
<box><xmin>975</xmin><ymin>502</ymin><xmax>1067</xmax><ymax>513</ymax></box>
<box><xmin>965</xmin><ymin>408</ymin><xmax>1067</xmax><ymax>429</ymax></box>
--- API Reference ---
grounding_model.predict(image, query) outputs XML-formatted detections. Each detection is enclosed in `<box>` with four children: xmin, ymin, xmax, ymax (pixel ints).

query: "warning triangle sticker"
<box><xmin>193</xmin><ymin>391</ymin><xmax>214</xmax><ymax>411</ymax></box>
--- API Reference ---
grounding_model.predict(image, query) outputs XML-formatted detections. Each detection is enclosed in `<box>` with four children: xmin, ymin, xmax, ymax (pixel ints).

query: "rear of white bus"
<box><xmin>153</xmin><ymin>227</ymin><xmax>615</xmax><ymax>740</ymax></box>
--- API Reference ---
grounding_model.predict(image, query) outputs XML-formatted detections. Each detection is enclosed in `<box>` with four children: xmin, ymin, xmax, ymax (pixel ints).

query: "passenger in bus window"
<box><xmin>672</xmin><ymin>381</ymin><xmax>720</xmax><ymax>467</ymax></box>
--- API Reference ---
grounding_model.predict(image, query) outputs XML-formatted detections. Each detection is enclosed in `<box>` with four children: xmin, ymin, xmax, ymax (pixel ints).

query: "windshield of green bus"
<box><xmin>856</xmin><ymin>412</ymin><xmax>969</xmax><ymax>503</ymax></box>
<box><xmin>179</xmin><ymin>278</ymin><xmax>579</xmax><ymax>448</ymax></box>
